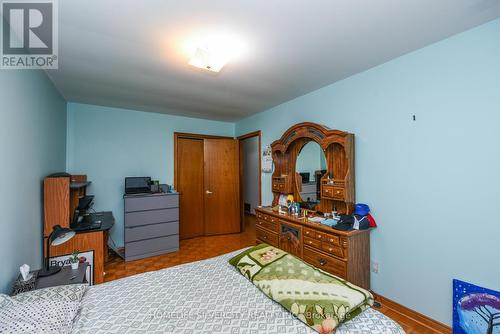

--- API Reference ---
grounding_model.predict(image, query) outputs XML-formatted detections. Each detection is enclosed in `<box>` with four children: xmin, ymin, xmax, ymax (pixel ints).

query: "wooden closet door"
<box><xmin>204</xmin><ymin>139</ymin><xmax>241</xmax><ymax>235</ymax></box>
<box><xmin>177</xmin><ymin>138</ymin><xmax>205</xmax><ymax>239</ymax></box>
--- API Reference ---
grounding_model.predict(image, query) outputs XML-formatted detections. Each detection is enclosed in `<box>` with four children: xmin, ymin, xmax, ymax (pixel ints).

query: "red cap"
<box><xmin>367</xmin><ymin>213</ymin><xmax>377</xmax><ymax>228</ymax></box>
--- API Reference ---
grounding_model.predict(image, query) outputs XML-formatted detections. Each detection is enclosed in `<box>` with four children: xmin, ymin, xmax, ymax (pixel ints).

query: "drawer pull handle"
<box><xmin>329</xmin><ymin>239</ymin><xmax>334</xmax><ymax>242</ymax></box>
<box><xmin>263</xmin><ymin>236</ymin><xmax>268</xmax><ymax>239</ymax></box>
<box><xmin>308</xmin><ymin>241</ymin><xmax>312</xmax><ymax>244</ymax></box>
<box><xmin>328</xmin><ymin>248</ymin><xmax>333</xmax><ymax>252</ymax></box>
<box><xmin>317</xmin><ymin>235</ymin><xmax>322</xmax><ymax>239</ymax></box>
<box><xmin>305</xmin><ymin>231</ymin><xmax>310</xmax><ymax>235</ymax></box>
<box><xmin>319</xmin><ymin>259</ymin><xmax>327</xmax><ymax>266</ymax></box>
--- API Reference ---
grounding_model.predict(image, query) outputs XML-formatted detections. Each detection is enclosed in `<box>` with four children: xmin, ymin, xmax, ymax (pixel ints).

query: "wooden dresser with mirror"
<box><xmin>255</xmin><ymin>122</ymin><xmax>371</xmax><ymax>289</ymax></box>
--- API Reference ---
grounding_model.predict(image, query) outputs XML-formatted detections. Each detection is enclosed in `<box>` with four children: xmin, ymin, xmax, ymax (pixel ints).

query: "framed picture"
<box><xmin>262</xmin><ymin>145</ymin><xmax>273</xmax><ymax>173</ymax></box>
<box><xmin>453</xmin><ymin>279</ymin><xmax>500</xmax><ymax>334</ymax></box>
<box><xmin>49</xmin><ymin>250</ymin><xmax>95</xmax><ymax>285</ymax></box>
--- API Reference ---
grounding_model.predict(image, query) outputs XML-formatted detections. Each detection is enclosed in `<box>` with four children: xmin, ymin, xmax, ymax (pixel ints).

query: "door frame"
<box><xmin>237</xmin><ymin>130</ymin><xmax>262</xmax><ymax>231</ymax></box>
<box><xmin>174</xmin><ymin>132</ymin><xmax>235</xmax><ymax>238</ymax></box>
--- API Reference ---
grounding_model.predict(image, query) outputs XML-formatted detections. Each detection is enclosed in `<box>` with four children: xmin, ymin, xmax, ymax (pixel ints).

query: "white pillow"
<box><xmin>12</xmin><ymin>284</ymin><xmax>87</xmax><ymax>303</ymax></box>
<box><xmin>0</xmin><ymin>284</ymin><xmax>87</xmax><ymax>334</ymax></box>
<box><xmin>0</xmin><ymin>294</ymin><xmax>13</xmax><ymax>308</ymax></box>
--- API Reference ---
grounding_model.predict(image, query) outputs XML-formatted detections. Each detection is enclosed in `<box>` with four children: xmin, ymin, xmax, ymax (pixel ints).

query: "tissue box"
<box><xmin>11</xmin><ymin>271</ymin><xmax>38</xmax><ymax>296</ymax></box>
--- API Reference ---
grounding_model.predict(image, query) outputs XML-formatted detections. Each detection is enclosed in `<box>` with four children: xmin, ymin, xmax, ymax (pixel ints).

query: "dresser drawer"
<box><xmin>304</xmin><ymin>236</ymin><xmax>321</xmax><ymax>249</ymax></box>
<box><xmin>321</xmin><ymin>242</ymin><xmax>344</xmax><ymax>259</ymax></box>
<box><xmin>268</xmin><ymin>215</ymin><xmax>278</xmax><ymax>223</ymax></box>
<box><xmin>125</xmin><ymin>194</ymin><xmax>178</xmax><ymax>212</ymax></box>
<box><xmin>256</xmin><ymin>219</ymin><xmax>279</xmax><ymax>233</ymax></box>
<box><xmin>322</xmin><ymin>186</ymin><xmax>344</xmax><ymax>200</ymax></box>
<box><xmin>256</xmin><ymin>226</ymin><xmax>279</xmax><ymax>247</ymax></box>
<box><xmin>304</xmin><ymin>227</ymin><xmax>326</xmax><ymax>241</ymax></box>
<box><xmin>303</xmin><ymin>227</ymin><xmax>316</xmax><ymax>238</ymax></box>
<box><xmin>125</xmin><ymin>235</ymin><xmax>179</xmax><ymax>258</ymax></box>
<box><xmin>125</xmin><ymin>221</ymin><xmax>178</xmax><ymax>242</ymax></box>
<box><xmin>303</xmin><ymin>246</ymin><xmax>346</xmax><ymax>278</ymax></box>
<box><xmin>256</xmin><ymin>212</ymin><xmax>278</xmax><ymax>223</ymax></box>
<box><xmin>324</xmin><ymin>234</ymin><xmax>341</xmax><ymax>246</ymax></box>
<box><xmin>261</xmin><ymin>213</ymin><xmax>278</xmax><ymax>223</ymax></box>
<box><xmin>125</xmin><ymin>208</ymin><xmax>179</xmax><ymax>227</ymax></box>
<box><xmin>304</xmin><ymin>228</ymin><xmax>342</xmax><ymax>249</ymax></box>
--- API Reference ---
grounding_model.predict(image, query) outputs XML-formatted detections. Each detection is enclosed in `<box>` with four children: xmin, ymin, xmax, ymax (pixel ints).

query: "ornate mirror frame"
<box><xmin>270</xmin><ymin>122</ymin><xmax>355</xmax><ymax>214</ymax></box>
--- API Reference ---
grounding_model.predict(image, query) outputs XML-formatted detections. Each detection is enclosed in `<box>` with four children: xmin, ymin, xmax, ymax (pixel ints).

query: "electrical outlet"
<box><xmin>371</xmin><ymin>261</ymin><xmax>379</xmax><ymax>274</ymax></box>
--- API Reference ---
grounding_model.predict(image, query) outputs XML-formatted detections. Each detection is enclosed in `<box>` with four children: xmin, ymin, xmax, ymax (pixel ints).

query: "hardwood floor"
<box><xmin>105</xmin><ymin>214</ymin><xmax>448</xmax><ymax>334</ymax></box>
<box><xmin>105</xmin><ymin>215</ymin><xmax>256</xmax><ymax>281</ymax></box>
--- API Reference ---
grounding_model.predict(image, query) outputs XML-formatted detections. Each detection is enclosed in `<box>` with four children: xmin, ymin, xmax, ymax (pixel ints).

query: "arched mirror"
<box><xmin>295</xmin><ymin>141</ymin><xmax>327</xmax><ymax>204</ymax></box>
<box><xmin>270</xmin><ymin>122</ymin><xmax>355</xmax><ymax>214</ymax></box>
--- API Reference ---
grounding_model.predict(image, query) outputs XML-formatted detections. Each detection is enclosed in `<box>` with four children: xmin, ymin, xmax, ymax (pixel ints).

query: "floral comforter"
<box><xmin>229</xmin><ymin>244</ymin><xmax>374</xmax><ymax>334</ymax></box>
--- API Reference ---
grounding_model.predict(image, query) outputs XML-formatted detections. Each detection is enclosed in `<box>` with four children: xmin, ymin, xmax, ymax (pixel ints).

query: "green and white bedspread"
<box><xmin>229</xmin><ymin>244</ymin><xmax>374</xmax><ymax>334</ymax></box>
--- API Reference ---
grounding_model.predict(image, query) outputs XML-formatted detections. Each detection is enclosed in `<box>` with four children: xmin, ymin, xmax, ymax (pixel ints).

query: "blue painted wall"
<box><xmin>0</xmin><ymin>71</ymin><xmax>67</xmax><ymax>293</ymax></box>
<box><xmin>235</xmin><ymin>19</ymin><xmax>500</xmax><ymax>325</ymax></box>
<box><xmin>66</xmin><ymin>103</ymin><xmax>235</xmax><ymax>247</ymax></box>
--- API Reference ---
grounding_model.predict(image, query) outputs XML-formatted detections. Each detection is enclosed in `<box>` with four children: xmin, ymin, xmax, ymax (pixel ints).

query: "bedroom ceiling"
<box><xmin>47</xmin><ymin>0</ymin><xmax>500</xmax><ymax>121</ymax></box>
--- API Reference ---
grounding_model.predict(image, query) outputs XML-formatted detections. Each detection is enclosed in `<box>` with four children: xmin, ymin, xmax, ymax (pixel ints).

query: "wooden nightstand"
<box><xmin>12</xmin><ymin>263</ymin><xmax>89</xmax><ymax>296</ymax></box>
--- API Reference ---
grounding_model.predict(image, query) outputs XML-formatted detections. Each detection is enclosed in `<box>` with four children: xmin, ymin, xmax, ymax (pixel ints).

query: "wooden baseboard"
<box><xmin>373</xmin><ymin>292</ymin><xmax>451</xmax><ymax>333</ymax></box>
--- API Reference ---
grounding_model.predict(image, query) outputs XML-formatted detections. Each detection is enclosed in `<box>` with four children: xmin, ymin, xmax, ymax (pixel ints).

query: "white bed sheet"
<box><xmin>72</xmin><ymin>250</ymin><xmax>404</xmax><ymax>334</ymax></box>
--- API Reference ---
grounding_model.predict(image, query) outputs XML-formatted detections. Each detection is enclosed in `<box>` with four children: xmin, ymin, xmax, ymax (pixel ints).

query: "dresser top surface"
<box><xmin>256</xmin><ymin>207</ymin><xmax>372</xmax><ymax>236</ymax></box>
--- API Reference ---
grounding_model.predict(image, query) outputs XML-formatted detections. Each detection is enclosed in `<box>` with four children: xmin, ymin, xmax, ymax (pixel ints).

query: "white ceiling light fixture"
<box><xmin>189</xmin><ymin>46</ymin><xmax>228</xmax><ymax>72</ymax></box>
<box><xmin>186</xmin><ymin>31</ymin><xmax>246</xmax><ymax>73</ymax></box>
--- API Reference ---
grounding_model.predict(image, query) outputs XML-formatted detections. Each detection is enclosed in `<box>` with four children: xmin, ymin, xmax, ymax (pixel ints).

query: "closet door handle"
<box><xmin>205</xmin><ymin>190</ymin><xmax>213</xmax><ymax>195</ymax></box>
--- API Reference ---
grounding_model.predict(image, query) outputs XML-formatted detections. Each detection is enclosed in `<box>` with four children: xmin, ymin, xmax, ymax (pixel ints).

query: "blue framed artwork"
<box><xmin>453</xmin><ymin>279</ymin><xmax>500</xmax><ymax>334</ymax></box>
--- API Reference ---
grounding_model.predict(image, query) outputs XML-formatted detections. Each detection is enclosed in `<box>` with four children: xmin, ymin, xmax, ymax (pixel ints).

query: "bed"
<box><xmin>70</xmin><ymin>249</ymin><xmax>404</xmax><ymax>334</ymax></box>
<box><xmin>0</xmin><ymin>246</ymin><xmax>404</xmax><ymax>334</ymax></box>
